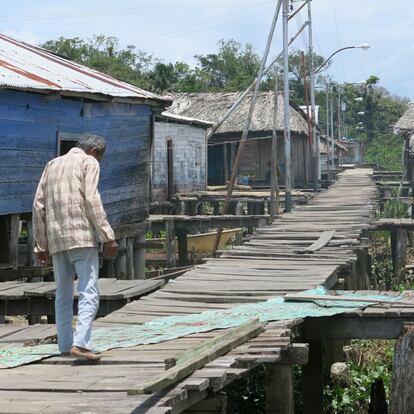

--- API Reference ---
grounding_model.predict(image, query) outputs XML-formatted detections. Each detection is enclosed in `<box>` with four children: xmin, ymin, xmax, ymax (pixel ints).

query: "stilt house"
<box><xmin>0</xmin><ymin>34</ymin><xmax>170</xmax><ymax>270</ymax></box>
<box><xmin>167</xmin><ymin>92</ymin><xmax>312</xmax><ymax>187</ymax></box>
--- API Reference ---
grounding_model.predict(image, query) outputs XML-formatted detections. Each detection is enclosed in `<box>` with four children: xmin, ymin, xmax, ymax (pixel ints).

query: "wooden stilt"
<box><xmin>177</xmin><ymin>230</ymin><xmax>188</xmax><ymax>266</ymax></box>
<box><xmin>265</xmin><ymin>364</ymin><xmax>294</xmax><ymax>414</ymax></box>
<box><xmin>302</xmin><ymin>340</ymin><xmax>324</xmax><ymax>414</ymax></box>
<box><xmin>0</xmin><ymin>216</ymin><xmax>9</xmax><ymax>264</ymax></box>
<box><xmin>165</xmin><ymin>219</ymin><xmax>176</xmax><ymax>268</ymax></box>
<box><xmin>10</xmin><ymin>214</ymin><xmax>20</xmax><ymax>270</ymax></box>
<box><xmin>26</xmin><ymin>220</ymin><xmax>34</xmax><ymax>267</ymax></box>
<box><xmin>389</xmin><ymin>325</ymin><xmax>414</xmax><ymax>413</ymax></box>
<box><xmin>101</xmin><ymin>259</ymin><xmax>114</xmax><ymax>278</ymax></box>
<box><xmin>115</xmin><ymin>238</ymin><xmax>126</xmax><ymax>280</ymax></box>
<box><xmin>126</xmin><ymin>237</ymin><xmax>135</xmax><ymax>280</ymax></box>
<box><xmin>133</xmin><ymin>234</ymin><xmax>146</xmax><ymax>280</ymax></box>
<box><xmin>391</xmin><ymin>228</ymin><xmax>407</xmax><ymax>285</ymax></box>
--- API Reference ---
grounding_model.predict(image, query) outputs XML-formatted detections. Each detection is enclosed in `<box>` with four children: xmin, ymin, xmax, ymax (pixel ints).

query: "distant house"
<box><xmin>394</xmin><ymin>104</ymin><xmax>414</xmax><ymax>181</ymax></box>
<box><xmin>0</xmin><ymin>34</ymin><xmax>170</xmax><ymax>269</ymax></box>
<box><xmin>320</xmin><ymin>136</ymin><xmax>349</xmax><ymax>173</ymax></box>
<box><xmin>167</xmin><ymin>92</ymin><xmax>312</xmax><ymax>187</ymax></box>
<box><xmin>152</xmin><ymin>113</ymin><xmax>213</xmax><ymax>204</ymax></box>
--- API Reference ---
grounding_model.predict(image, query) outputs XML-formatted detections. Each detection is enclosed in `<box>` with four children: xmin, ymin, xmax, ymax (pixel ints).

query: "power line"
<box><xmin>135</xmin><ymin>3</ymin><xmax>273</xmax><ymax>49</ymax></box>
<box><xmin>0</xmin><ymin>0</ymin><xmax>273</xmax><ymax>22</ymax></box>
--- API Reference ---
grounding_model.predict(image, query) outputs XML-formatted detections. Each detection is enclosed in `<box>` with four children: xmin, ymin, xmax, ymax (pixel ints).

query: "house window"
<box><xmin>57</xmin><ymin>132</ymin><xmax>83</xmax><ymax>156</ymax></box>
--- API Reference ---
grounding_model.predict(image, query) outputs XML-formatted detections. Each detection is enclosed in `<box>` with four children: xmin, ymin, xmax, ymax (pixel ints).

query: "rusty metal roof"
<box><xmin>0</xmin><ymin>34</ymin><xmax>171</xmax><ymax>106</ymax></box>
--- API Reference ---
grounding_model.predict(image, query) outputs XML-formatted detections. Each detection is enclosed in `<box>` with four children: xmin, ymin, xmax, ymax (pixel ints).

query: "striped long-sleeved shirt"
<box><xmin>33</xmin><ymin>147</ymin><xmax>115</xmax><ymax>255</ymax></box>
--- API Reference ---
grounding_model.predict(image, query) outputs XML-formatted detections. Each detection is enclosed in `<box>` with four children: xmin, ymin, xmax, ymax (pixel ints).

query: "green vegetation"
<box><xmin>325</xmin><ymin>340</ymin><xmax>394</xmax><ymax>414</ymax></box>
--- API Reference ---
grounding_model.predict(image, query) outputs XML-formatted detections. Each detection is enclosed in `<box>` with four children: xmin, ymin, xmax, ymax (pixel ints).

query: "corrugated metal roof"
<box><xmin>0</xmin><ymin>34</ymin><xmax>171</xmax><ymax>105</ymax></box>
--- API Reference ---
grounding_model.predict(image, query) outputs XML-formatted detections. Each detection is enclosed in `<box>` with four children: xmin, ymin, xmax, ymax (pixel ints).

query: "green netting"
<box><xmin>0</xmin><ymin>286</ymin><xmax>400</xmax><ymax>368</ymax></box>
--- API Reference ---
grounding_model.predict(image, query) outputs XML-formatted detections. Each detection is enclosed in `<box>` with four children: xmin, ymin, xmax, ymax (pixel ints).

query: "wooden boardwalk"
<box><xmin>0</xmin><ymin>169</ymin><xmax>380</xmax><ymax>413</ymax></box>
<box><xmin>0</xmin><ymin>278</ymin><xmax>164</xmax><ymax>319</ymax></box>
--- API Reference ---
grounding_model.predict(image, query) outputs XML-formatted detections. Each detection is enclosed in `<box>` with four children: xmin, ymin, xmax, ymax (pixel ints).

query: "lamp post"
<box><xmin>312</xmin><ymin>43</ymin><xmax>370</xmax><ymax>188</ymax></box>
<box><xmin>315</xmin><ymin>44</ymin><xmax>370</xmax><ymax>75</ymax></box>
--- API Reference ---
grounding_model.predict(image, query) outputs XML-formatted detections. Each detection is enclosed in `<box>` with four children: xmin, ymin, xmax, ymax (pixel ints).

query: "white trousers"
<box><xmin>52</xmin><ymin>247</ymin><xmax>100</xmax><ymax>353</ymax></box>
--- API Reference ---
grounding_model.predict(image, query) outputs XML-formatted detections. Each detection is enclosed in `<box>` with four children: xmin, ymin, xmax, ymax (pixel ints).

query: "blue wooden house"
<box><xmin>0</xmin><ymin>34</ymin><xmax>170</xmax><ymax>272</ymax></box>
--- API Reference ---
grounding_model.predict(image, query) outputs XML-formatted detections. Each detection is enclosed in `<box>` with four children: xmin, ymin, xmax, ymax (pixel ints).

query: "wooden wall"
<box><xmin>152</xmin><ymin>121</ymin><xmax>207</xmax><ymax>202</ymax></box>
<box><xmin>0</xmin><ymin>89</ymin><xmax>153</xmax><ymax>227</ymax></box>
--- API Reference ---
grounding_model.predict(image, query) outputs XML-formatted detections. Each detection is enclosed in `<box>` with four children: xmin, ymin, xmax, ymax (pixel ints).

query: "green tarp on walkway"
<box><xmin>0</xmin><ymin>287</ymin><xmax>400</xmax><ymax>368</ymax></box>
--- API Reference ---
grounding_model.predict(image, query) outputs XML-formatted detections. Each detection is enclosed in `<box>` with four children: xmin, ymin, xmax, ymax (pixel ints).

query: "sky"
<box><xmin>2</xmin><ymin>0</ymin><xmax>413</xmax><ymax>100</ymax></box>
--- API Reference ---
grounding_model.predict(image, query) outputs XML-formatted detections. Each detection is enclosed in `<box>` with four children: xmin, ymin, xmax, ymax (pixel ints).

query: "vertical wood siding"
<box><xmin>0</xmin><ymin>89</ymin><xmax>152</xmax><ymax>227</ymax></box>
<box><xmin>152</xmin><ymin>122</ymin><xmax>207</xmax><ymax>202</ymax></box>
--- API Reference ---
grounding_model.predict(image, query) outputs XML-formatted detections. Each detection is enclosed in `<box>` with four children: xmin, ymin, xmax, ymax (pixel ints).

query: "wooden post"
<box><xmin>10</xmin><ymin>214</ymin><xmax>20</xmax><ymax>270</ymax></box>
<box><xmin>391</xmin><ymin>228</ymin><xmax>407</xmax><ymax>285</ymax></box>
<box><xmin>223</xmin><ymin>143</ymin><xmax>229</xmax><ymax>184</ymax></box>
<box><xmin>126</xmin><ymin>237</ymin><xmax>135</xmax><ymax>280</ymax></box>
<box><xmin>165</xmin><ymin>219</ymin><xmax>176</xmax><ymax>268</ymax></box>
<box><xmin>133</xmin><ymin>234</ymin><xmax>146</xmax><ymax>280</ymax></box>
<box><xmin>0</xmin><ymin>216</ymin><xmax>10</xmax><ymax>264</ymax></box>
<box><xmin>302</xmin><ymin>340</ymin><xmax>324</xmax><ymax>414</ymax></box>
<box><xmin>27</xmin><ymin>220</ymin><xmax>42</xmax><ymax>325</ymax></box>
<box><xmin>115</xmin><ymin>238</ymin><xmax>127</xmax><ymax>280</ymax></box>
<box><xmin>26</xmin><ymin>220</ymin><xmax>34</xmax><ymax>267</ymax></box>
<box><xmin>389</xmin><ymin>326</ymin><xmax>414</xmax><ymax>413</ymax></box>
<box><xmin>265</xmin><ymin>364</ymin><xmax>294</xmax><ymax>414</ymax></box>
<box><xmin>177</xmin><ymin>230</ymin><xmax>188</xmax><ymax>266</ymax></box>
<box><xmin>101</xmin><ymin>259</ymin><xmax>115</xmax><ymax>278</ymax></box>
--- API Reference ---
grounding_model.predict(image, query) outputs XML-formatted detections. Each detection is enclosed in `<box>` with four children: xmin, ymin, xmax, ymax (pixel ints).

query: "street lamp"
<box><xmin>315</xmin><ymin>44</ymin><xmax>370</xmax><ymax>74</ymax></box>
<box><xmin>357</xmin><ymin>111</ymin><xmax>365</xmax><ymax>115</ymax></box>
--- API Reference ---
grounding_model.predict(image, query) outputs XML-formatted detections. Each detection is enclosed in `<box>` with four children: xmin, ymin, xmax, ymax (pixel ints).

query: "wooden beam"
<box><xmin>303</xmin><ymin>316</ymin><xmax>413</xmax><ymax>340</ymax></box>
<box><xmin>128</xmin><ymin>320</ymin><xmax>264</xmax><ymax>395</ymax></box>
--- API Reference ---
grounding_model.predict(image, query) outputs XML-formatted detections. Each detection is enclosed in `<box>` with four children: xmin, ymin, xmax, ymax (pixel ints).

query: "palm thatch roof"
<box><xmin>165</xmin><ymin>92</ymin><xmax>309</xmax><ymax>139</ymax></box>
<box><xmin>394</xmin><ymin>103</ymin><xmax>414</xmax><ymax>136</ymax></box>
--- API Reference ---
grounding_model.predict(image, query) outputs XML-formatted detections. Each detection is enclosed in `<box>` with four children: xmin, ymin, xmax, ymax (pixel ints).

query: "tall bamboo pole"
<box><xmin>211</xmin><ymin>0</ymin><xmax>282</xmax><ymax>255</ymax></box>
<box><xmin>207</xmin><ymin>19</ymin><xmax>307</xmax><ymax>141</ymax></box>
<box><xmin>270</xmin><ymin>72</ymin><xmax>280</xmax><ymax>221</ymax></box>
<box><xmin>283</xmin><ymin>0</ymin><xmax>292</xmax><ymax>212</ymax></box>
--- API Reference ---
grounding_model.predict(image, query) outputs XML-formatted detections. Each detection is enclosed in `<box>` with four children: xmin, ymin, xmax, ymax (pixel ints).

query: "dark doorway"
<box><xmin>58</xmin><ymin>139</ymin><xmax>78</xmax><ymax>156</ymax></box>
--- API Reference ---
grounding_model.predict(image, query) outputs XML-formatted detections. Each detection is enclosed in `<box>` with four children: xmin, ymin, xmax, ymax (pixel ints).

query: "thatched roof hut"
<box><xmin>166</xmin><ymin>92</ymin><xmax>312</xmax><ymax>187</ymax></box>
<box><xmin>166</xmin><ymin>91</ymin><xmax>309</xmax><ymax>141</ymax></box>
<box><xmin>394</xmin><ymin>103</ymin><xmax>414</xmax><ymax>137</ymax></box>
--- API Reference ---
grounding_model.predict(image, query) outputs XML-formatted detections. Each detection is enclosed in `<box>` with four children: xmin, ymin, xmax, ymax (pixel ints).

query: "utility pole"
<box><xmin>211</xmin><ymin>0</ymin><xmax>282</xmax><ymax>255</ymax></box>
<box><xmin>270</xmin><ymin>72</ymin><xmax>280</xmax><ymax>221</ymax></box>
<box><xmin>307</xmin><ymin>0</ymin><xmax>318</xmax><ymax>191</ymax></box>
<box><xmin>330</xmin><ymin>89</ymin><xmax>335</xmax><ymax>171</ymax></box>
<box><xmin>283</xmin><ymin>0</ymin><xmax>292</xmax><ymax>212</ymax></box>
<box><xmin>338</xmin><ymin>90</ymin><xmax>342</xmax><ymax>142</ymax></box>
<box><xmin>326</xmin><ymin>84</ymin><xmax>330</xmax><ymax>180</ymax></box>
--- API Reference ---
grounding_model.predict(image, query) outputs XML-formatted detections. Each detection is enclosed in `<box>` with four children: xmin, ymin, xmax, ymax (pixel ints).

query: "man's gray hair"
<box><xmin>78</xmin><ymin>134</ymin><xmax>107</xmax><ymax>155</ymax></box>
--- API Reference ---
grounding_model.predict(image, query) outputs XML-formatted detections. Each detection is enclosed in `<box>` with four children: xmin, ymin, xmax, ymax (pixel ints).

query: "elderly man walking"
<box><xmin>33</xmin><ymin>135</ymin><xmax>118</xmax><ymax>361</ymax></box>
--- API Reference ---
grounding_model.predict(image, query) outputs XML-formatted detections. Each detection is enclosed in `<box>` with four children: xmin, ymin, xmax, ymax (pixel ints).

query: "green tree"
<box><xmin>193</xmin><ymin>39</ymin><xmax>261</xmax><ymax>91</ymax></box>
<box><xmin>42</xmin><ymin>35</ymin><xmax>154</xmax><ymax>89</ymax></box>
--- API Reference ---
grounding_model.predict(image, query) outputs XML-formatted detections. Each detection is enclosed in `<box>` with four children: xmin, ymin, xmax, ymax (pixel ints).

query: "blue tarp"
<box><xmin>0</xmin><ymin>286</ymin><xmax>400</xmax><ymax>368</ymax></box>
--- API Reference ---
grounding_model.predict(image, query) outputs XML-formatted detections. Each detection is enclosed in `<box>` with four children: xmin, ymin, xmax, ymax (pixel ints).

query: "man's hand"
<box><xmin>36</xmin><ymin>251</ymin><xmax>49</xmax><ymax>266</ymax></box>
<box><xmin>103</xmin><ymin>240</ymin><xmax>118</xmax><ymax>258</ymax></box>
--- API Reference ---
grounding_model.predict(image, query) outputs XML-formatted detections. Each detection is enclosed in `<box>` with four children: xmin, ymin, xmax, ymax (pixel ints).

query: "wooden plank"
<box><xmin>128</xmin><ymin>319</ymin><xmax>264</xmax><ymax>395</ymax></box>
